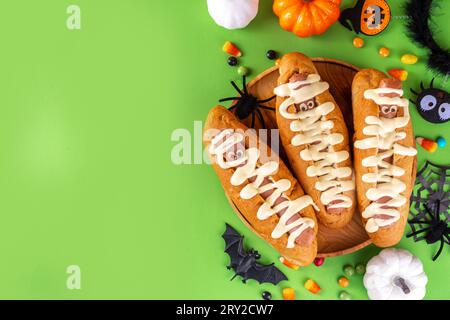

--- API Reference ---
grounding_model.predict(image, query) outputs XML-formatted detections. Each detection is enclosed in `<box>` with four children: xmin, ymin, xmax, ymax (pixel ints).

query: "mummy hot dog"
<box><xmin>204</xmin><ymin>106</ymin><xmax>318</xmax><ymax>266</ymax></box>
<box><xmin>352</xmin><ymin>69</ymin><xmax>417</xmax><ymax>247</ymax></box>
<box><xmin>274</xmin><ymin>53</ymin><xmax>356</xmax><ymax>229</ymax></box>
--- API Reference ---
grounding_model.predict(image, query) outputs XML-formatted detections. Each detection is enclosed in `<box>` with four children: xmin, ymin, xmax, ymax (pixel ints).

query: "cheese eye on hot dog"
<box><xmin>274</xmin><ymin>53</ymin><xmax>356</xmax><ymax>229</ymax></box>
<box><xmin>204</xmin><ymin>106</ymin><xmax>319</xmax><ymax>266</ymax></box>
<box><xmin>352</xmin><ymin>69</ymin><xmax>417</xmax><ymax>247</ymax></box>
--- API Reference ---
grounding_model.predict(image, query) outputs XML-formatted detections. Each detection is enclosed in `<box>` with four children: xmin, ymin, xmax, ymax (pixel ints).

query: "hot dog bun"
<box><xmin>275</xmin><ymin>52</ymin><xmax>356</xmax><ymax>229</ymax></box>
<box><xmin>204</xmin><ymin>105</ymin><xmax>318</xmax><ymax>266</ymax></box>
<box><xmin>352</xmin><ymin>69</ymin><xmax>417</xmax><ymax>247</ymax></box>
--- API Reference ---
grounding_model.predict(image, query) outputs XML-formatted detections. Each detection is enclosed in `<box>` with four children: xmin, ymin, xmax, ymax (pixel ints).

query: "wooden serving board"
<box><xmin>228</xmin><ymin>58</ymin><xmax>372</xmax><ymax>258</ymax></box>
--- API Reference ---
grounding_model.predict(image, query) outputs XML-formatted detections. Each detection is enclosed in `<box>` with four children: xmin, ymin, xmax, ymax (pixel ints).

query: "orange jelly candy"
<box><xmin>304</xmin><ymin>279</ymin><xmax>321</xmax><ymax>294</ymax></box>
<box><xmin>282</xmin><ymin>288</ymin><xmax>296</xmax><ymax>300</ymax></box>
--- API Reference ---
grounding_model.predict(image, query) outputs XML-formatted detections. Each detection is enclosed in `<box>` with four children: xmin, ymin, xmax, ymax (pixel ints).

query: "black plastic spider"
<box><xmin>219</xmin><ymin>76</ymin><xmax>275</xmax><ymax>128</ymax></box>
<box><xmin>408</xmin><ymin>161</ymin><xmax>450</xmax><ymax>261</ymax></box>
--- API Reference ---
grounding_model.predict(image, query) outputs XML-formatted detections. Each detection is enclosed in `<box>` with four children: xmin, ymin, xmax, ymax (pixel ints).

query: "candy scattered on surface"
<box><xmin>237</xmin><ymin>66</ymin><xmax>249</xmax><ymax>76</ymax></box>
<box><xmin>401</xmin><ymin>54</ymin><xmax>418</xmax><ymax>65</ymax></box>
<box><xmin>262</xmin><ymin>291</ymin><xmax>272</xmax><ymax>300</ymax></box>
<box><xmin>356</xmin><ymin>263</ymin><xmax>366</xmax><ymax>275</ymax></box>
<box><xmin>223</xmin><ymin>41</ymin><xmax>242</xmax><ymax>57</ymax></box>
<box><xmin>338</xmin><ymin>276</ymin><xmax>350</xmax><ymax>288</ymax></box>
<box><xmin>279</xmin><ymin>257</ymin><xmax>300</xmax><ymax>270</ymax></box>
<box><xmin>379</xmin><ymin>47</ymin><xmax>390</xmax><ymax>57</ymax></box>
<box><xmin>353</xmin><ymin>37</ymin><xmax>364</xmax><ymax>48</ymax></box>
<box><xmin>304</xmin><ymin>279</ymin><xmax>321</xmax><ymax>294</ymax></box>
<box><xmin>227</xmin><ymin>56</ymin><xmax>238</xmax><ymax>66</ymax></box>
<box><xmin>388</xmin><ymin>69</ymin><xmax>408</xmax><ymax>81</ymax></box>
<box><xmin>416</xmin><ymin>137</ymin><xmax>438</xmax><ymax>153</ymax></box>
<box><xmin>313</xmin><ymin>257</ymin><xmax>325</xmax><ymax>267</ymax></box>
<box><xmin>437</xmin><ymin>137</ymin><xmax>447</xmax><ymax>148</ymax></box>
<box><xmin>343</xmin><ymin>265</ymin><xmax>355</xmax><ymax>277</ymax></box>
<box><xmin>339</xmin><ymin>291</ymin><xmax>352</xmax><ymax>300</ymax></box>
<box><xmin>266</xmin><ymin>50</ymin><xmax>278</xmax><ymax>60</ymax></box>
<box><xmin>282</xmin><ymin>288</ymin><xmax>295</xmax><ymax>300</ymax></box>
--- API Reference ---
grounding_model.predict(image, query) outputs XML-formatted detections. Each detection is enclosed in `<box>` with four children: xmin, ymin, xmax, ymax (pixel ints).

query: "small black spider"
<box><xmin>407</xmin><ymin>203</ymin><xmax>450</xmax><ymax>261</ymax></box>
<box><xmin>219</xmin><ymin>76</ymin><xmax>275</xmax><ymax>128</ymax></box>
<box><xmin>410</xmin><ymin>78</ymin><xmax>450</xmax><ymax>124</ymax></box>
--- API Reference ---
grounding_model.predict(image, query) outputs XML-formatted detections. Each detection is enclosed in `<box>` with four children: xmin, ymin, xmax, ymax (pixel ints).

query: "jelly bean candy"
<box><xmin>401</xmin><ymin>54</ymin><xmax>418</xmax><ymax>65</ymax></box>
<box><xmin>379</xmin><ymin>47</ymin><xmax>390</xmax><ymax>57</ymax></box>
<box><xmin>437</xmin><ymin>137</ymin><xmax>447</xmax><ymax>148</ymax></box>
<box><xmin>282</xmin><ymin>288</ymin><xmax>295</xmax><ymax>300</ymax></box>
<box><xmin>388</xmin><ymin>69</ymin><xmax>408</xmax><ymax>81</ymax></box>
<box><xmin>304</xmin><ymin>279</ymin><xmax>321</xmax><ymax>294</ymax></box>
<box><xmin>314</xmin><ymin>257</ymin><xmax>325</xmax><ymax>267</ymax></box>
<box><xmin>343</xmin><ymin>265</ymin><xmax>355</xmax><ymax>276</ymax></box>
<box><xmin>356</xmin><ymin>263</ymin><xmax>366</xmax><ymax>275</ymax></box>
<box><xmin>339</xmin><ymin>291</ymin><xmax>351</xmax><ymax>300</ymax></box>
<box><xmin>223</xmin><ymin>41</ymin><xmax>242</xmax><ymax>57</ymax></box>
<box><xmin>238</xmin><ymin>66</ymin><xmax>249</xmax><ymax>76</ymax></box>
<box><xmin>262</xmin><ymin>291</ymin><xmax>272</xmax><ymax>300</ymax></box>
<box><xmin>353</xmin><ymin>37</ymin><xmax>364</xmax><ymax>48</ymax></box>
<box><xmin>279</xmin><ymin>257</ymin><xmax>300</xmax><ymax>270</ymax></box>
<box><xmin>338</xmin><ymin>276</ymin><xmax>350</xmax><ymax>288</ymax></box>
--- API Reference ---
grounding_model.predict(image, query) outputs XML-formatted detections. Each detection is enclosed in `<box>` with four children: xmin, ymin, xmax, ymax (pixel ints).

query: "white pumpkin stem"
<box><xmin>393</xmin><ymin>277</ymin><xmax>411</xmax><ymax>294</ymax></box>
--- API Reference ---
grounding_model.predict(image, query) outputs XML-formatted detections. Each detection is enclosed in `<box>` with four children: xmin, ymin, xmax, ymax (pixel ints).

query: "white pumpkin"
<box><xmin>364</xmin><ymin>248</ymin><xmax>428</xmax><ymax>300</ymax></box>
<box><xmin>207</xmin><ymin>0</ymin><xmax>259</xmax><ymax>30</ymax></box>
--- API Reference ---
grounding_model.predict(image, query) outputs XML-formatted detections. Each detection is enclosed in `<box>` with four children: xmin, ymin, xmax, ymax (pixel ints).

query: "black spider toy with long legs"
<box><xmin>408</xmin><ymin>161</ymin><xmax>450</xmax><ymax>261</ymax></box>
<box><xmin>219</xmin><ymin>76</ymin><xmax>275</xmax><ymax>128</ymax></box>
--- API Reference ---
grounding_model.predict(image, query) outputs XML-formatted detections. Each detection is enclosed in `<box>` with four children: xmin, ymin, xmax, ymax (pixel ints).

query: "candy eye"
<box><xmin>420</xmin><ymin>95</ymin><xmax>437</xmax><ymax>111</ymax></box>
<box><xmin>307</xmin><ymin>100</ymin><xmax>315</xmax><ymax>109</ymax></box>
<box><xmin>381</xmin><ymin>106</ymin><xmax>390</xmax><ymax>114</ymax></box>
<box><xmin>438</xmin><ymin>103</ymin><xmax>450</xmax><ymax>121</ymax></box>
<box><xmin>299</xmin><ymin>103</ymin><xmax>308</xmax><ymax>111</ymax></box>
<box><xmin>389</xmin><ymin>106</ymin><xmax>398</xmax><ymax>114</ymax></box>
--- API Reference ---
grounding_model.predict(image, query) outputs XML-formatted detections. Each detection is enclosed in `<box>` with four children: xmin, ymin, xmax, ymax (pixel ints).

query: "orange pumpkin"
<box><xmin>273</xmin><ymin>0</ymin><xmax>342</xmax><ymax>38</ymax></box>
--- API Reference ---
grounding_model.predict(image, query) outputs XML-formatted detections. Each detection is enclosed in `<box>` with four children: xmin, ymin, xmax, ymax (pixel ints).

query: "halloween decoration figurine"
<box><xmin>410</xmin><ymin>79</ymin><xmax>450</xmax><ymax>124</ymax></box>
<box><xmin>339</xmin><ymin>0</ymin><xmax>391</xmax><ymax>36</ymax></box>
<box><xmin>273</xmin><ymin>0</ymin><xmax>341</xmax><ymax>38</ymax></box>
<box><xmin>408</xmin><ymin>161</ymin><xmax>450</xmax><ymax>261</ymax></box>
<box><xmin>219</xmin><ymin>76</ymin><xmax>275</xmax><ymax>128</ymax></box>
<box><xmin>405</xmin><ymin>0</ymin><xmax>450</xmax><ymax>77</ymax></box>
<box><xmin>222</xmin><ymin>224</ymin><xmax>288</xmax><ymax>285</ymax></box>
<box><xmin>364</xmin><ymin>248</ymin><xmax>428</xmax><ymax>300</ymax></box>
<box><xmin>207</xmin><ymin>0</ymin><xmax>259</xmax><ymax>30</ymax></box>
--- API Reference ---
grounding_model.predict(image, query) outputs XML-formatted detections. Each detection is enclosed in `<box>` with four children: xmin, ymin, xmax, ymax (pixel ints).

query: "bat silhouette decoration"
<box><xmin>222</xmin><ymin>223</ymin><xmax>288</xmax><ymax>285</ymax></box>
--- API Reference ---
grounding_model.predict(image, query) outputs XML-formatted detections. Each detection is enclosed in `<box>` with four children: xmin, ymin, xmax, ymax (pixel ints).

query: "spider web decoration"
<box><xmin>408</xmin><ymin>161</ymin><xmax>450</xmax><ymax>260</ymax></box>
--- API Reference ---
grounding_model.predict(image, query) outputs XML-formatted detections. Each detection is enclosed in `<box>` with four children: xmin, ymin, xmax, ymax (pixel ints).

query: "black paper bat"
<box><xmin>222</xmin><ymin>223</ymin><xmax>287</xmax><ymax>285</ymax></box>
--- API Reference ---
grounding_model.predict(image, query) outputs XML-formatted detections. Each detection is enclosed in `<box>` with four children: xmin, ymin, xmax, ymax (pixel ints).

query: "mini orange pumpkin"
<box><xmin>273</xmin><ymin>0</ymin><xmax>342</xmax><ymax>38</ymax></box>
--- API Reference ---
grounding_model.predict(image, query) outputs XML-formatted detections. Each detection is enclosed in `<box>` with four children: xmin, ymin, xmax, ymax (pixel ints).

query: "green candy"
<box><xmin>356</xmin><ymin>263</ymin><xmax>366</xmax><ymax>275</ymax></box>
<box><xmin>343</xmin><ymin>265</ymin><xmax>355</xmax><ymax>276</ymax></box>
<box><xmin>238</xmin><ymin>66</ymin><xmax>249</xmax><ymax>76</ymax></box>
<box><xmin>339</xmin><ymin>291</ymin><xmax>351</xmax><ymax>300</ymax></box>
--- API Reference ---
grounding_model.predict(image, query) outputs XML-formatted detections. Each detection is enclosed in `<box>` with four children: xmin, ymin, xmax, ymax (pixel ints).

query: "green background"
<box><xmin>0</xmin><ymin>0</ymin><xmax>448</xmax><ymax>299</ymax></box>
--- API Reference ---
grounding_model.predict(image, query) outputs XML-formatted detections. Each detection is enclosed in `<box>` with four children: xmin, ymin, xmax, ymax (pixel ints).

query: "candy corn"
<box><xmin>416</xmin><ymin>137</ymin><xmax>438</xmax><ymax>152</ymax></box>
<box><xmin>279</xmin><ymin>257</ymin><xmax>300</xmax><ymax>270</ymax></box>
<box><xmin>388</xmin><ymin>69</ymin><xmax>408</xmax><ymax>81</ymax></box>
<box><xmin>223</xmin><ymin>41</ymin><xmax>242</xmax><ymax>57</ymax></box>
<box><xmin>401</xmin><ymin>54</ymin><xmax>418</xmax><ymax>65</ymax></box>
<box><xmin>282</xmin><ymin>287</ymin><xmax>296</xmax><ymax>300</ymax></box>
<box><xmin>304</xmin><ymin>279</ymin><xmax>321</xmax><ymax>294</ymax></box>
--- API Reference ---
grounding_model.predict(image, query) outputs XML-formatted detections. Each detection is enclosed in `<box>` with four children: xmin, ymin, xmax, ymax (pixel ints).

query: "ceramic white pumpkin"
<box><xmin>364</xmin><ymin>248</ymin><xmax>428</xmax><ymax>300</ymax></box>
<box><xmin>207</xmin><ymin>0</ymin><xmax>259</xmax><ymax>30</ymax></box>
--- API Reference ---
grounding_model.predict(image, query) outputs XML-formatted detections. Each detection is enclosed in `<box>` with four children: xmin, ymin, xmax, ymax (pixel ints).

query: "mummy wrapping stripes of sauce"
<box><xmin>209</xmin><ymin>129</ymin><xmax>317</xmax><ymax>249</ymax></box>
<box><xmin>355</xmin><ymin>85</ymin><xmax>417</xmax><ymax>233</ymax></box>
<box><xmin>274</xmin><ymin>74</ymin><xmax>355</xmax><ymax>210</ymax></box>
<box><xmin>410</xmin><ymin>80</ymin><xmax>450</xmax><ymax>124</ymax></box>
<box><xmin>339</xmin><ymin>0</ymin><xmax>391</xmax><ymax>36</ymax></box>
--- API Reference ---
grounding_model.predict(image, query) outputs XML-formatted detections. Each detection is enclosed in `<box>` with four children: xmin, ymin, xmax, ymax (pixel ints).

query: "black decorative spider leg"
<box><xmin>258</xmin><ymin>105</ymin><xmax>275</xmax><ymax>111</ymax></box>
<box><xmin>410</xmin><ymin>88</ymin><xmax>419</xmax><ymax>95</ymax></box>
<box><xmin>420</xmin><ymin>81</ymin><xmax>425</xmax><ymax>91</ymax></box>
<box><xmin>432</xmin><ymin>239</ymin><xmax>445</xmax><ymax>261</ymax></box>
<box><xmin>219</xmin><ymin>97</ymin><xmax>241</xmax><ymax>102</ymax></box>
<box><xmin>251</xmin><ymin>111</ymin><xmax>255</xmax><ymax>128</ymax></box>
<box><xmin>258</xmin><ymin>95</ymin><xmax>276</xmax><ymax>103</ymax></box>
<box><xmin>430</xmin><ymin>78</ymin><xmax>435</xmax><ymax>88</ymax></box>
<box><xmin>407</xmin><ymin>225</ymin><xmax>433</xmax><ymax>238</ymax></box>
<box><xmin>256</xmin><ymin>108</ymin><xmax>266</xmax><ymax>129</ymax></box>
<box><xmin>242</xmin><ymin>76</ymin><xmax>248</xmax><ymax>95</ymax></box>
<box><xmin>231</xmin><ymin>81</ymin><xmax>244</xmax><ymax>96</ymax></box>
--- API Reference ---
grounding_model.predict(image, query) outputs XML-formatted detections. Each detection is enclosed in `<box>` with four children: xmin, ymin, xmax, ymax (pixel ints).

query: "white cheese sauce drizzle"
<box><xmin>355</xmin><ymin>88</ymin><xmax>417</xmax><ymax>233</ymax></box>
<box><xmin>274</xmin><ymin>74</ymin><xmax>354</xmax><ymax>209</ymax></box>
<box><xmin>209</xmin><ymin>129</ymin><xmax>317</xmax><ymax>248</ymax></box>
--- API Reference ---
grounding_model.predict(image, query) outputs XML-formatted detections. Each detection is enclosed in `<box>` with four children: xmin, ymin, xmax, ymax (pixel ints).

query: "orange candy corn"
<box><xmin>282</xmin><ymin>288</ymin><xmax>296</xmax><ymax>300</ymax></box>
<box><xmin>279</xmin><ymin>257</ymin><xmax>300</xmax><ymax>270</ymax></box>
<box><xmin>388</xmin><ymin>69</ymin><xmax>408</xmax><ymax>81</ymax></box>
<box><xmin>416</xmin><ymin>137</ymin><xmax>438</xmax><ymax>153</ymax></box>
<box><xmin>304</xmin><ymin>279</ymin><xmax>321</xmax><ymax>294</ymax></box>
<box><xmin>223</xmin><ymin>41</ymin><xmax>242</xmax><ymax>57</ymax></box>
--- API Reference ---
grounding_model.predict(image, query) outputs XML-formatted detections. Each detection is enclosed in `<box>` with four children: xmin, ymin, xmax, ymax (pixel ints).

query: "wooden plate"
<box><xmin>228</xmin><ymin>58</ymin><xmax>372</xmax><ymax>258</ymax></box>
